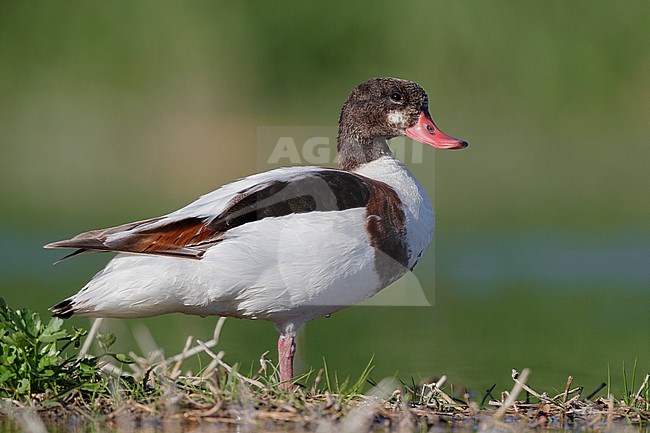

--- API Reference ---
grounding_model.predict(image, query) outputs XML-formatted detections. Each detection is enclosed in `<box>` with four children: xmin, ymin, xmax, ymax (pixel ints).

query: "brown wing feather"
<box><xmin>45</xmin><ymin>217</ymin><xmax>222</xmax><ymax>260</ymax></box>
<box><xmin>126</xmin><ymin>218</ymin><xmax>221</xmax><ymax>257</ymax></box>
<box><xmin>45</xmin><ymin>169</ymin><xmax>382</xmax><ymax>261</ymax></box>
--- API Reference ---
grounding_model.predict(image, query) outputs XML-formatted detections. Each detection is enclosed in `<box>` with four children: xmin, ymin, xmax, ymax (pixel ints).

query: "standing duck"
<box><xmin>46</xmin><ymin>77</ymin><xmax>468</xmax><ymax>388</ymax></box>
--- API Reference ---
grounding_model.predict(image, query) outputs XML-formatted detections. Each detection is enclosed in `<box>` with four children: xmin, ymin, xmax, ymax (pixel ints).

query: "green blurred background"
<box><xmin>1</xmin><ymin>1</ymin><xmax>648</xmax><ymax>397</ymax></box>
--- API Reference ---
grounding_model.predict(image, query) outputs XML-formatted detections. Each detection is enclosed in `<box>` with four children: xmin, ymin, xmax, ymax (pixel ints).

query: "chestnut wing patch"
<box><xmin>44</xmin><ymin>217</ymin><xmax>218</xmax><ymax>260</ymax></box>
<box><xmin>364</xmin><ymin>180</ymin><xmax>409</xmax><ymax>285</ymax></box>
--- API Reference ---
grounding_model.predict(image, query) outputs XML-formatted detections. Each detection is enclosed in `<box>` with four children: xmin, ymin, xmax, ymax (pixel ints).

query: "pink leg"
<box><xmin>277</xmin><ymin>334</ymin><xmax>295</xmax><ymax>389</ymax></box>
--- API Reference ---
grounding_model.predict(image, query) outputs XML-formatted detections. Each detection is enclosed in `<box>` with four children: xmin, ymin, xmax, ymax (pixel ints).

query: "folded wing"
<box><xmin>45</xmin><ymin>166</ymin><xmax>376</xmax><ymax>260</ymax></box>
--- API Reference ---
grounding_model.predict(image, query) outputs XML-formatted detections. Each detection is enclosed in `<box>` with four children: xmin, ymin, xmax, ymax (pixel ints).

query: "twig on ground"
<box><xmin>586</xmin><ymin>382</ymin><xmax>607</xmax><ymax>400</ymax></box>
<box><xmin>628</xmin><ymin>373</ymin><xmax>650</xmax><ymax>412</ymax></box>
<box><xmin>562</xmin><ymin>375</ymin><xmax>573</xmax><ymax>403</ymax></box>
<box><xmin>511</xmin><ymin>369</ymin><xmax>560</xmax><ymax>408</ymax></box>
<box><xmin>494</xmin><ymin>368</ymin><xmax>530</xmax><ymax>419</ymax></box>
<box><xmin>196</xmin><ymin>340</ymin><xmax>266</xmax><ymax>390</ymax></box>
<box><xmin>170</xmin><ymin>336</ymin><xmax>194</xmax><ymax>379</ymax></box>
<box><xmin>164</xmin><ymin>317</ymin><xmax>227</xmax><ymax>365</ymax></box>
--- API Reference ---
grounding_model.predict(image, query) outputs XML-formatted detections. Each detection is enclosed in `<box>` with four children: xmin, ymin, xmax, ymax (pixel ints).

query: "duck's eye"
<box><xmin>390</xmin><ymin>92</ymin><xmax>403</xmax><ymax>102</ymax></box>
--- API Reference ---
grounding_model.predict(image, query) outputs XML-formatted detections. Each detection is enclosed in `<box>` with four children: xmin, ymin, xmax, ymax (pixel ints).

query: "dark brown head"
<box><xmin>337</xmin><ymin>78</ymin><xmax>467</xmax><ymax>170</ymax></box>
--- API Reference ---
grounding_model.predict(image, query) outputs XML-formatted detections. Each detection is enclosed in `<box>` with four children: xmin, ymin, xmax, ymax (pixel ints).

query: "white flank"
<box><xmin>68</xmin><ymin>208</ymin><xmax>379</xmax><ymax>335</ymax></box>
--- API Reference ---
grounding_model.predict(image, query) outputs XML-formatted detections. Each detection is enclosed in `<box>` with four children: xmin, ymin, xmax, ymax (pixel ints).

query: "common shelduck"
<box><xmin>46</xmin><ymin>77</ymin><xmax>468</xmax><ymax>388</ymax></box>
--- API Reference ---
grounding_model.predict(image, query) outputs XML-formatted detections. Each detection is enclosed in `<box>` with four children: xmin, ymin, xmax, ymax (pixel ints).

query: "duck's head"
<box><xmin>338</xmin><ymin>77</ymin><xmax>468</xmax><ymax>150</ymax></box>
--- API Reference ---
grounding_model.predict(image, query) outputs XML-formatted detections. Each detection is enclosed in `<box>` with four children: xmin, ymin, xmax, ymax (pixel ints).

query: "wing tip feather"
<box><xmin>50</xmin><ymin>298</ymin><xmax>75</xmax><ymax>319</ymax></box>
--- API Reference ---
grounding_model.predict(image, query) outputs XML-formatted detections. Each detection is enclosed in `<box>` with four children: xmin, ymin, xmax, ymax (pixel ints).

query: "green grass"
<box><xmin>0</xmin><ymin>298</ymin><xmax>648</xmax><ymax>431</ymax></box>
<box><xmin>0</xmin><ymin>298</ymin><xmax>102</xmax><ymax>400</ymax></box>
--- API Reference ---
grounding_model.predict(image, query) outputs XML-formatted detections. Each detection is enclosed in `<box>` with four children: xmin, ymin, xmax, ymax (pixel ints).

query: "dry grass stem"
<box><xmin>77</xmin><ymin>318</ymin><xmax>103</xmax><ymax>359</ymax></box>
<box><xmin>196</xmin><ymin>340</ymin><xmax>266</xmax><ymax>390</ymax></box>
<box><xmin>1</xmin><ymin>317</ymin><xmax>647</xmax><ymax>432</ymax></box>
<box><xmin>494</xmin><ymin>368</ymin><xmax>530</xmax><ymax>419</ymax></box>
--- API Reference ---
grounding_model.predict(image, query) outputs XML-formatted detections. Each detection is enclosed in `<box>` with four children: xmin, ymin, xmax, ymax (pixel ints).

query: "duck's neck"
<box><xmin>337</xmin><ymin>134</ymin><xmax>392</xmax><ymax>172</ymax></box>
